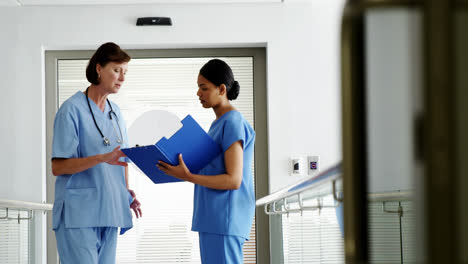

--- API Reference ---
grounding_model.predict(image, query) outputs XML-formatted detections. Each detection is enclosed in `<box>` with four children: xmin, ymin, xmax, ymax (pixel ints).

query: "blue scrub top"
<box><xmin>51</xmin><ymin>91</ymin><xmax>133</xmax><ymax>231</ymax></box>
<box><xmin>192</xmin><ymin>110</ymin><xmax>256</xmax><ymax>239</ymax></box>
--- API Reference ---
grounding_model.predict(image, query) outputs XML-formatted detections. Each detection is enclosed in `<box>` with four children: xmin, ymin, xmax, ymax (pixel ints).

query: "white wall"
<box><xmin>365</xmin><ymin>9</ymin><xmax>421</xmax><ymax>193</ymax></box>
<box><xmin>0</xmin><ymin>1</ymin><xmax>345</xmax><ymax>203</ymax></box>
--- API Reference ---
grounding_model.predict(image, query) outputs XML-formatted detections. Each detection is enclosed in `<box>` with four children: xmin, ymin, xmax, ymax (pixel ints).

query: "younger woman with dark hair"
<box><xmin>157</xmin><ymin>59</ymin><xmax>256</xmax><ymax>263</ymax></box>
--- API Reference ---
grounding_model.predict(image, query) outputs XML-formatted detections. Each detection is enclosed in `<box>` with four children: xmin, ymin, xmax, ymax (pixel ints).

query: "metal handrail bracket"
<box><xmin>0</xmin><ymin>208</ymin><xmax>8</xmax><ymax>220</ymax></box>
<box><xmin>381</xmin><ymin>202</ymin><xmax>404</xmax><ymax>217</ymax></box>
<box><xmin>333</xmin><ymin>179</ymin><xmax>344</xmax><ymax>203</ymax></box>
<box><xmin>0</xmin><ymin>208</ymin><xmax>34</xmax><ymax>223</ymax></box>
<box><xmin>256</xmin><ymin>163</ymin><xmax>342</xmax><ymax>208</ymax></box>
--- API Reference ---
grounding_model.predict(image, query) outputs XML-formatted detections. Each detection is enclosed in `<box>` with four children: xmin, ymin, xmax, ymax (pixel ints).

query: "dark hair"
<box><xmin>86</xmin><ymin>42</ymin><xmax>131</xmax><ymax>85</ymax></box>
<box><xmin>199</xmin><ymin>59</ymin><xmax>239</xmax><ymax>101</ymax></box>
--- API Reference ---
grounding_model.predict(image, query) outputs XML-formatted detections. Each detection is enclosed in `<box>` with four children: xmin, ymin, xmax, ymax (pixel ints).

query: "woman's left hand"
<box><xmin>157</xmin><ymin>154</ymin><xmax>191</xmax><ymax>181</ymax></box>
<box><xmin>128</xmin><ymin>189</ymin><xmax>142</xmax><ymax>218</ymax></box>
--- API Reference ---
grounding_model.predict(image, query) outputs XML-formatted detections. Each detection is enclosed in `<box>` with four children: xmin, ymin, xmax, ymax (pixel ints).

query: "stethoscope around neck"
<box><xmin>85</xmin><ymin>87</ymin><xmax>124</xmax><ymax>146</ymax></box>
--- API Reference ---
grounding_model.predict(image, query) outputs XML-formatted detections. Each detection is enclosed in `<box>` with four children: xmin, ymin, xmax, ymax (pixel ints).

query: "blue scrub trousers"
<box><xmin>55</xmin><ymin>222</ymin><xmax>118</xmax><ymax>264</ymax></box>
<box><xmin>198</xmin><ymin>232</ymin><xmax>246</xmax><ymax>264</ymax></box>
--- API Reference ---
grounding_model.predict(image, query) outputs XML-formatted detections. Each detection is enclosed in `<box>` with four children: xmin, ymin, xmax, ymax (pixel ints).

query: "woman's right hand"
<box><xmin>101</xmin><ymin>146</ymin><xmax>128</xmax><ymax>167</ymax></box>
<box><xmin>52</xmin><ymin>146</ymin><xmax>128</xmax><ymax>176</ymax></box>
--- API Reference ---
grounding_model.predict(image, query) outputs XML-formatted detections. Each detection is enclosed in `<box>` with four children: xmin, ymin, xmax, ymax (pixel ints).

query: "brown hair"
<box><xmin>86</xmin><ymin>42</ymin><xmax>131</xmax><ymax>85</ymax></box>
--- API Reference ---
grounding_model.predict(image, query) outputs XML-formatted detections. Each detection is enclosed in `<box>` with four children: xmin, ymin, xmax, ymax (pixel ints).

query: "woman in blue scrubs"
<box><xmin>51</xmin><ymin>42</ymin><xmax>142</xmax><ymax>264</ymax></box>
<box><xmin>158</xmin><ymin>59</ymin><xmax>256</xmax><ymax>264</ymax></box>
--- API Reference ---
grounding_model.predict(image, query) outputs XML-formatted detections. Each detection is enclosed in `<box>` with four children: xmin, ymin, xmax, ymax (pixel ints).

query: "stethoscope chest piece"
<box><xmin>103</xmin><ymin>137</ymin><xmax>111</xmax><ymax>146</ymax></box>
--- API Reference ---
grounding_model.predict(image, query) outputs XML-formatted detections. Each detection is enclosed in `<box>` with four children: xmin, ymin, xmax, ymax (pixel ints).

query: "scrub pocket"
<box><xmin>64</xmin><ymin>188</ymin><xmax>98</xmax><ymax>228</ymax></box>
<box><xmin>66</xmin><ymin>188</ymin><xmax>97</xmax><ymax>200</ymax></box>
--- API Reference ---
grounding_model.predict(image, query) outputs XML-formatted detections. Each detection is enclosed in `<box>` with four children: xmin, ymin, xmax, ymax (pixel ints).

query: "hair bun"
<box><xmin>227</xmin><ymin>81</ymin><xmax>240</xmax><ymax>100</ymax></box>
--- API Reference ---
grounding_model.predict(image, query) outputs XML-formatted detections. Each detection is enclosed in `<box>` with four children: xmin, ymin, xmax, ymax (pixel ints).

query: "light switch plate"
<box><xmin>290</xmin><ymin>156</ymin><xmax>305</xmax><ymax>176</ymax></box>
<box><xmin>308</xmin><ymin>156</ymin><xmax>319</xmax><ymax>175</ymax></box>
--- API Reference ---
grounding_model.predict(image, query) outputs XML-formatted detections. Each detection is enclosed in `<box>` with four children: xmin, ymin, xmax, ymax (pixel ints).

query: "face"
<box><xmin>96</xmin><ymin>61</ymin><xmax>128</xmax><ymax>94</ymax></box>
<box><xmin>197</xmin><ymin>74</ymin><xmax>224</xmax><ymax>108</ymax></box>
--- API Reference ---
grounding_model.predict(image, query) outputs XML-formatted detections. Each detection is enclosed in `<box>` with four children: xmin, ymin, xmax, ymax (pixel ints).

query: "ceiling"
<box><xmin>1</xmin><ymin>0</ymin><xmax>282</xmax><ymax>6</ymax></box>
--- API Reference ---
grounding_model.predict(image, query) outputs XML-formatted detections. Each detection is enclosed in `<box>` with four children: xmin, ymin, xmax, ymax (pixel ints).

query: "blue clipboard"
<box><xmin>122</xmin><ymin>115</ymin><xmax>222</xmax><ymax>184</ymax></box>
